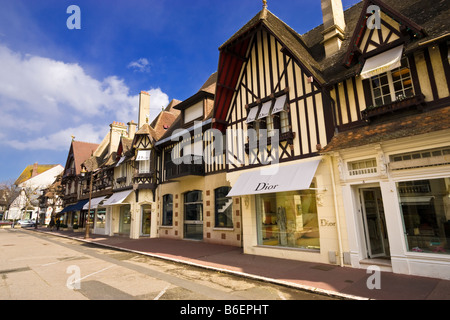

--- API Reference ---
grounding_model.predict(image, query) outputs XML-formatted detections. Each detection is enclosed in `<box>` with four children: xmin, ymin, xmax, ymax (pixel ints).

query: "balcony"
<box><xmin>133</xmin><ymin>173</ymin><xmax>157</xmax><ymax>190</ymax></box>
<box><xmin>361</xmin><ymin>94</ymin><xmax>425</xmax><ymax>122</ymax></box>
<box><xmin>165</xmin><ymin>155</ymin><xmax>205</xmax><ymax>180</ymax></box>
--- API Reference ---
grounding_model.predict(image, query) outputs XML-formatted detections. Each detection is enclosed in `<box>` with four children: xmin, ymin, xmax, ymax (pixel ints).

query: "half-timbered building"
<box><xmin>105</xmin><ymin>92</ymin><xmax>182</xmax><ymax>239</ymax></box>
<box><xmin>213</xmin><ymin>4</ymin><xmax>340</xmax><ymax>264</ymax></box>
<box><xmin>155</xmin><ymin>73</ymin><xmax>242</xmax><ymax>246</ymax></box>
<box><xmin>212</xmin><ymin>0</ymin><xmax>450</xmax><ymax>278</ymax></box>
<box><xmin>319</xmin><ymin>0</ymin><xmax>450</xmax><ymax>279</ymax></box>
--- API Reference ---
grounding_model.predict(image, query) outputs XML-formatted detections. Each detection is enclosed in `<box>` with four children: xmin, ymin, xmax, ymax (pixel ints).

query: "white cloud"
<box><xmin>7</xmin><ymin>124</ymin><xmax>108</xmax><ymax>151</ymax></box>
<box><xmin>127</xmin><ymin>58</ymin><xmax>151</xmax><ymax>73</ymax></box>
<box><xmin>0</xmin><ymin>45</ymin><xmax>171</xmax><ymax>151</ymax></box>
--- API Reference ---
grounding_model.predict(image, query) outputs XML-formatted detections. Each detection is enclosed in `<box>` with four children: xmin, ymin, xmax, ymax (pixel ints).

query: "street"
<box><xmin>0</xmin><ymin>228</ymin><xmax>337</xmax><ymax>301</ymax></box>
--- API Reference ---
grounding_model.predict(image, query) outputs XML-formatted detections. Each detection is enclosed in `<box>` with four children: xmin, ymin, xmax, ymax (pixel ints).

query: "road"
<box><xmin>0</xmin><ymin>228</ymin><xmax>337</xmax><ymax>302</ymax></box>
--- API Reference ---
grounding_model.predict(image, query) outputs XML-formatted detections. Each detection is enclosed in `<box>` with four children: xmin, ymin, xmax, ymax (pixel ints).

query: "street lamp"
<box><xmin>80</xmin><ymin>166</ymin><xmax>94</xmax><ymax>240</ymax></box>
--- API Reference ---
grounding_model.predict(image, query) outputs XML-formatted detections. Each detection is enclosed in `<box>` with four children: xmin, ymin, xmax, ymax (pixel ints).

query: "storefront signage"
<box><xmin>320</xmin><ymin>219</ymin><xmax>336</xmax><ymax>227</ymax></box>
<box><xmin>254</xmin><ymin>183</ymin><xmax>279</xmax><ymax>192</ymax></box>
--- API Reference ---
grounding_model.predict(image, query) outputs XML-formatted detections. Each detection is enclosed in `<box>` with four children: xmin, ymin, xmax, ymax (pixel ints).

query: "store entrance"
<box><xmin>360</xmin><ymin>188</ymin><xmax>390</xmax><ymax>259</ymax></box>
<box><xmin>184</xmin><ymin>191</ymin><xmax>203</xmax><ymax>240</ymax></box>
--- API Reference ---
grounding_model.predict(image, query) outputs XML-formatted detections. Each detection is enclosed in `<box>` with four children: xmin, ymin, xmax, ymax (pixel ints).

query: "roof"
<box><xmin>67</xmin><ymin>141</ymin><xmax>99</xmax><ymax>175</ymax></box>
<box><xmin>321</xmin><ymin>106</ymin><xmax>450</xmax><ymax>152</ymax></box>
<box><xmin>14</xmin><ymin>164</ymin><xmax>60</xmax><ymax>186</ymax></box>
<box><xmin>301</xmin><ymin>0</ymin><xmax>450</xmax><ymax>84</ymax></box>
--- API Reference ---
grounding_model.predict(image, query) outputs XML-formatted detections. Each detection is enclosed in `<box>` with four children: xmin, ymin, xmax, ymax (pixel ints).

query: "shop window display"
<box><xmin>398</xmin><ymin>178</ymin><xmax>450</xmax><ymax>255</ymax></box>
<box><xmin>256</xmin><ymin>190</ymin><xmax>320</xmax><ymax>250</ymax></box>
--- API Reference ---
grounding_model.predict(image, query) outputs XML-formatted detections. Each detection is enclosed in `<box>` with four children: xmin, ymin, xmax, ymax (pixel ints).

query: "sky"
<box><xmin>0</xmin><ymin>0</ymin><xmax>360</xmax><ymax>183</ymax></box>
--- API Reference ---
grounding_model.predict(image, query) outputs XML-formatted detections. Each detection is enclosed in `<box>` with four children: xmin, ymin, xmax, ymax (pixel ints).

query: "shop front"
<box><xmin>227</xmin><ymin>157</ymin><xmax>347</xmax><ymax>265</ymax></box>
<box><xmin>335</xmin><ymin>134</ymin><xmax>450</xmax><ymax>279</ymax></box>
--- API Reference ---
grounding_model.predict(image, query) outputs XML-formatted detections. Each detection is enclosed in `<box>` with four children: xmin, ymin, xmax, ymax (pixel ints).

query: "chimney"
<box><xmin>109</xmin><ymin>121</ymin><xmax>127</xmax><ymax>156</ymax></box>
<box><xmin>127</xmin><ymin>120</ymin><xmax>137</xmax><ymax>140</ymax></box>
<box><xmin>32</xmin><ymin>162</ymin><xmax>38</xmax><ymax>177</ymax></box>
<box><xmin>138</xmin><ymin>91</ymin><xmax>151</xmax><ymax>129</ymax></box>
<box><xmin>321</xmin><ymin>0</ymin><xmax>346</xmax><ymax>57</ymax></box>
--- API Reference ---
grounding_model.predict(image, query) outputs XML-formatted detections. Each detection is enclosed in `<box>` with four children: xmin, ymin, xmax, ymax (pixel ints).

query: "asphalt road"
<box><xmin>0</xmin><ymin>228</ymin><xmax>337</xmax><ymax>302</ymax></box>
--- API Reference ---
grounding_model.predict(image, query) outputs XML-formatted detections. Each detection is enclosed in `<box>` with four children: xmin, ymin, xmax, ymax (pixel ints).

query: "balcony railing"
<box><xmin>361</xmin><ymin>94</ymin><xmax>425</xmax><ymax>121</ymax></box>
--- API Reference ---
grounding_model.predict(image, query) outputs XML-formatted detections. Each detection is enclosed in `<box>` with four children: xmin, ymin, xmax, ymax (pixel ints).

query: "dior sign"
<box><xmin>254</xmin><ymin>182</ymin><xmax>279</xmax><ymax>192</ymax></box>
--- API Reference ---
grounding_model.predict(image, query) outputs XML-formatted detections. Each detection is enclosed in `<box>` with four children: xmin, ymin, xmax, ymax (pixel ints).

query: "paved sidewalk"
<box><xmin>30</xmin><ymin>227</ymin><xmax>450</xmax><ymax>300</ymax></box>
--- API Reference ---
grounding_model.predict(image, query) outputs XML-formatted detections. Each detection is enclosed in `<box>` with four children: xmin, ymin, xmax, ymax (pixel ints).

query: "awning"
<box><xmin>102</xmin><ymin>190</ymin><xmax>133</xmax><ymax>206</ymax></box>
<box><xmin>258</xmin><ymin>101</ymin><xmax>272</xmax><ymax>120</ymax></box>
<box><xmin>246</xmin><ymin>106</ymin><xmax>259</xmax><ymax>124</ymax></box>
<box><xmin>227</xmin><ymin>159</ymin><xmax>321</xmax><ymax>197</ymax></box>
<box><xmin>360</xmin><ymin>46</ymin><xmax>404</xmax><ymax>79</ymax></box>
<box><xmin>58</xmin><ymin>199</ymin><xmax>89</xmax><ymax>214</ymax></box>
<box><xmin>82</xmin><ymin>196</ymin><xmax>107</xmax><ymax>210</ymax></box>
<box><xmin>136</xmin><ymin>150</ymin><xmax>151</xmax><ymax>161</ymax></box>
<box><xmin>272</xmin><ymin>95</ymin><xmax>288</xmax><ymax>115</ymax></box>
<box><xmin>116</xmin><ymin>156</ymin><xmax>126</xmax><ymax>167</ymax></box>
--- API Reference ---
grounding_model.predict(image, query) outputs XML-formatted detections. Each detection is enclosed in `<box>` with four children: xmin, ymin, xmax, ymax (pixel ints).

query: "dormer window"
<box><xmin>137</xmin><ymin>150</ymin><xmax>151</xmax><ymax>174</ymax></box>
<box><xmin>184</xmin><ymin>101</ymin><xmax>204</xmax><ymax>124</ymax></box>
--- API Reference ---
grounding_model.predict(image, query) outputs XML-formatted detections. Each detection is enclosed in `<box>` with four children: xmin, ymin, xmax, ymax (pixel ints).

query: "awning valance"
<box><xmin>82</xmin><ymin>196</ymin><xmax>107</xmax><ymax>210</ymax></box>
<box><xmin>360</xmin><ymin>46</ymin><xmax>404</xmax><ymax>79</ymax></box>
<box><xmin>227</xmin><ymin>159</ymin><xmax>321</xmax><ymax>197</ymax></box>
<box><xmin>102</xmin><ymin>190</ymin><xmax>133</xmax><ymax>206</ymax></box>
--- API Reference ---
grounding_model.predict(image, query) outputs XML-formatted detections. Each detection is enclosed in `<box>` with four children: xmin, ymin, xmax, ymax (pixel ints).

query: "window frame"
<box><xmin>369</xmin><ymin>57</ymin><xmax>415</xmax><ymax>107</ymax></box>
<box><xmin>162</xmin><ymin>194</ymin><xmax>173</xmax><ymax>226</ymax></box>
<box><xmin>214</xmin><ymin>186</ymin><xmax>233</xmax><ymax>228</ymax></box>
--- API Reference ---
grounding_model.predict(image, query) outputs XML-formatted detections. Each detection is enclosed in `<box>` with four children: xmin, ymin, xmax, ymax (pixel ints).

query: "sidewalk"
<box><xmin>31</xmin><ymin>227</ymin><xmax>450</xmax><ymax>300</ymax></box>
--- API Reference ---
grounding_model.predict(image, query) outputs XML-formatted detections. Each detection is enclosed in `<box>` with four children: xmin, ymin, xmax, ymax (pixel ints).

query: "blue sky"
<box><xmin>0</xmin><ymin>0</ymin><xmax>360</xmax><ymax>183</ymax></box>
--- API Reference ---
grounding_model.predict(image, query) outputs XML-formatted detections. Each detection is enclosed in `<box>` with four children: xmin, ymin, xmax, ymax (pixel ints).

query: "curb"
<box><xmin>29</xmin><ymin>229</ymin><xmax>369</xmax><ymax>301</ymax></box>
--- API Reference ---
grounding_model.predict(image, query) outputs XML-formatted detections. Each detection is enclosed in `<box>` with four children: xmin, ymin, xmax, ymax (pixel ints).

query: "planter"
<box><xmin>362</xmin><ymin>94</ymin><xmax>425</xmax><ymax>121</ymax></box>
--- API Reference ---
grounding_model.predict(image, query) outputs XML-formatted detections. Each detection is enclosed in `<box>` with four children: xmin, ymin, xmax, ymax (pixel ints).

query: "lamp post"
<box><xmin>80</xmin><ymin>166</ymin><xmax>94</xmax><ymax>240</ymax></box>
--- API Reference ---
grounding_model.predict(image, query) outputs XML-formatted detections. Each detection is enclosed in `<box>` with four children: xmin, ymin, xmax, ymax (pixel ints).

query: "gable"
<box><xmin>344</xmin><ymin>0</ymin><xmax>426</xmax><ymax>67</ymax></box>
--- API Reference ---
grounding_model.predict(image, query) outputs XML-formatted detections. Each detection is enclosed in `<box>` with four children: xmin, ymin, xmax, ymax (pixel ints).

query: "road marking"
<box><xmin>68</xmin><ymin>265</ymin><xmax>115</xmax><ymax>287</ymax></box>
<box><xmin>154</xmin><ymin>284</ymin><xmax>171</xmax><ymax>300</ymax></box>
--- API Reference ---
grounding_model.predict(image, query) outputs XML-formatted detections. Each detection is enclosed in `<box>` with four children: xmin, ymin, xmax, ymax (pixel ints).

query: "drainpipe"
<box><xmin>328</xmin><ymin>154</ymin><xmax>344</xmax><ymax>267</ymax></box>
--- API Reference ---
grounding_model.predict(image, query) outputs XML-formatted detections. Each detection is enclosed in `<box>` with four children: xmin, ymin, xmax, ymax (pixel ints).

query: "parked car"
<box><xmin>17</xmin><ymin>219</ymin><xmax>36</xmax><ymax>228</ymax></box>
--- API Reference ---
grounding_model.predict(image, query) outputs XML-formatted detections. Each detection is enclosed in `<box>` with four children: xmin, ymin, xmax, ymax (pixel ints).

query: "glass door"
<box><xmin>184</xmin><ymin>191</ymin><xmax>203</xmax><ymax>240</ymax></box>
<box><xmin>360</xmin><ymin>188</ymin><xmax>390</xmax><ymax>258</ymax></box>
<box><xmin>141</xmin><ymin>205</ymin><xmax>151</xmax><ymax>236</ymax></box>
<box><xmin>119</xmin><ymin>205</ymin><xmax>131</xmax><ymax>235</ymax></box>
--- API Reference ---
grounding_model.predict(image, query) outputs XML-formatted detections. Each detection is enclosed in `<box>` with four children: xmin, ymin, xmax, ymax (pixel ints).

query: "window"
<box><xmin>370</xmin><ymin>58</ymin><xmax>415</xmax><ymax>106</ymax></box>
<box><xmin>215</xmin><ymin>187</ymin><xmax>233</xmax><ymax>228</ymax></box>
<box><xmin>162</xmin><ymin>195</ymin><xmax>173</xmax><ymax>226</ymax></box>
<box><xmin>139</xmin><ymin>159</ymin><xmax>150</xmax><ymax>174</ymax></box>
<box><xmin>348</xmin><ymin>158</ymin><xmax>378</xmax><ymax>176</ymax></box>
<box><xmin>246</xmin><ymin>94</ymin><xmax>290</xmax><ymax>138</ymax></box>
<box><xmin>398</xmin><ymin>178</ymin><xmax>450</xmax><ymax>255</ymax></box>
<box><xmin>256</xmin><ymin>190</ymin><xmax>320</xmax><ymax>250</ymax></box>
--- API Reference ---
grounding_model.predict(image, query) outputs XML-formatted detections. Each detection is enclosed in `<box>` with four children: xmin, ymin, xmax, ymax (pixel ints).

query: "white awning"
<box><xmin>227</xmin><ymin>159</ymin><xmax>321</xmax><ymax>197</ymax></box>
<box><xmin>272</xmin><ymin>95</ymin><xmax>288</xmax><ymax>115</ymax></box>
<box><xmin>258</xmin><ymin>101</ymin><xmax>272</xmax><ymax>120</ymax></box>
<box><xmin>102</xmin><ymin>190</ymin><xmax>133</xmax><ymax>206</ymax></box>
<box><xmin>246</xmin><ymin>106</ymin><xmax>259</xmax><ymax>123</ymax></box>
<box><xmin>116</xmin><ymin>156</ymin><xmax>126</xmax><ymax>167</ymax></box>
<box><xmin>136</xmin><ymin>150</ymin><xmax>151</xmax><ymax>161</ymax></box>
<box><xmin>360</xmin><ymin>46</ymin><xmax>404</xmax><ymax>79</ymax></box>
<box><xmin>82</xmin><ymin>196</ymin><xmax>107</xmax><ymax>210</ymax></box>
